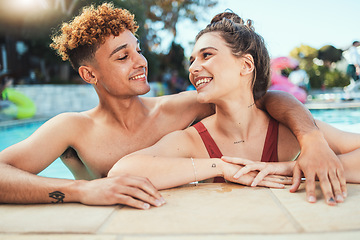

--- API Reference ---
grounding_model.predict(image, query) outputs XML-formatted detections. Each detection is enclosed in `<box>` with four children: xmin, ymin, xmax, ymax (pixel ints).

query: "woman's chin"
<box><xmin>196</xmin><ymin>93</ymin><xmax>211</xmax><ymax>104</ymax></box>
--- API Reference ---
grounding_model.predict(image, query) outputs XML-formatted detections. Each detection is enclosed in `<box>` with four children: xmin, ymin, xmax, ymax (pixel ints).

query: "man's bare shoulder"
<box><xmin>36</xmin><ymin>112</ymin><xmax>94</xmax><ymax>139</ymax></box>
<box><xmin>44</xmin><ymin>112</ymin><xmax>93</xmax><ymax>127</ymax></box>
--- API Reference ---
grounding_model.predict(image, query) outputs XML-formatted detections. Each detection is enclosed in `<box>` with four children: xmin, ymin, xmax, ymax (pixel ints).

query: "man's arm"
<box><xmin>257</xmin><ymin>90</ymin><xmax>346</xmax><ymax>206</ymax></box>
<box><xmin>163</xmin><ymin>91</ymin><xmax>214</xmax><ymax>125</ymax></box>
<box><xmin>0</xmin><ymin>114</ymin><xmax>163</xmax><ymax>209</ymax></box>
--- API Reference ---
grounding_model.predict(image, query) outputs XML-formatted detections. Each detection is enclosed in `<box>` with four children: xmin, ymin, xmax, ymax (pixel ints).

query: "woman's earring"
<box><xmin>94</xmin><ymin>79</ymin><xmax>98</xmax><ymax>85</ymax></box>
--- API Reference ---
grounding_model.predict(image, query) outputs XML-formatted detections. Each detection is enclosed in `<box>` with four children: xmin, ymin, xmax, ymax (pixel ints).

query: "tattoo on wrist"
<box><xmin>49</xmin><ymin>191</ymin><xmax>65</xmax><ymax>203</ymax></box>
<box><xmin>212</xmin><ymin>163</ymin><xmax>216</xmax><ymax>168</ymax></box>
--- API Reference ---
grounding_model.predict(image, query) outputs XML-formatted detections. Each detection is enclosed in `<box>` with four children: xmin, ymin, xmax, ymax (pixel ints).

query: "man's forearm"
<box><xmin>0</xmin><ymin>163</ymin><xmax>80</xmax><ymax>204</ymax></box>
<box><xmin>259</xmin><ymin>90</ymin><xmax>318</xmax><ymax>141</ymax></box>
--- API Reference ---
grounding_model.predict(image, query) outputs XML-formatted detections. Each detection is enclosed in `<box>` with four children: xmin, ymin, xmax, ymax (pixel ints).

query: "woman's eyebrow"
<box><xmin>199</xmin><ymin>46</ymin><xmax>218</xmax><ymax>52</ymax></box>
<box><xmin>189</xmin><ymin>46</ymin><xmax>218</xmax><ymax>62</ymax></box>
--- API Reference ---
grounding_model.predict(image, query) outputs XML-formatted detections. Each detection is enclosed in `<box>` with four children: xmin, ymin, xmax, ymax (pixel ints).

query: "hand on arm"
<box><xmin>259</xmin><ymin>91</ymin><xmax>346</xmax><ymax>205</ymax></box>
<box><xmin>221</xmin><ymin>156</ymin><xmax>293</xmax><ymax>187</ymax></box>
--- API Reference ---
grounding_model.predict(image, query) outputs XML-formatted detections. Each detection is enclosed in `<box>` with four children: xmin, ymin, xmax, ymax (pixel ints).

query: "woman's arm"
<box><xmin>108</xmin><ymin>129</ymin><xmax>221</xmax><ymax>189</ymax></box>
<box><xmin>108</xmin><ymin>129</ymin><xmax>289</xmax><ymax>190</ymax></box>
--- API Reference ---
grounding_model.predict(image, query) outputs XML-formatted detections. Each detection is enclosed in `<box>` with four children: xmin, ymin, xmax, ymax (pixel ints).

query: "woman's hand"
<box><xmin>221</xmin><ymin>156</ymin><xmax>295</xmax><ymax>187</ymax></box>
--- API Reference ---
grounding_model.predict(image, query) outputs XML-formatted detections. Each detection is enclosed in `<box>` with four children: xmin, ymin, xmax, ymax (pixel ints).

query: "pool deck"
<box><xmin>1</xmin><ymin>183</ymin><xmax>360</xmax><ymax>239</ymax></box>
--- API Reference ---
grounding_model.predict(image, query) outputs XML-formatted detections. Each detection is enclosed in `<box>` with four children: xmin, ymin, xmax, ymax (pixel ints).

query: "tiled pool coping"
<box><xmin>0</xmin><ymin>183</ymin><xmax>359</xmax><ymax>239</ymax></box>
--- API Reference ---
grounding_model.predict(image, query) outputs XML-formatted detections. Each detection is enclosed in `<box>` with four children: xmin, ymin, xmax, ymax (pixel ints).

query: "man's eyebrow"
<box><xmin>109</xmin><ymin>44</ymin><xmax>128</xmax><ymax>58</ymax></box>
<box><xmin>109</xmin><ymin>40</ymin><xmax>140</xmax><ymax>58</ymax></box>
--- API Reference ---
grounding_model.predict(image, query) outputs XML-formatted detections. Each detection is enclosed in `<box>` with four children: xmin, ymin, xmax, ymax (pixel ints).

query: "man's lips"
<box><xmin>129</xmin><ymin>73</ymin><xmax>146</xmax><ymax>80</ymax></box>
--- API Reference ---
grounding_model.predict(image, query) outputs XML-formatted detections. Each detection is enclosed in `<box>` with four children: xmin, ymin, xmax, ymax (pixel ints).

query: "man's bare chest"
<box><xmin>71</xmin><ymin>122</ymin><xmax>178</xmax><ymax>177</ymax></box>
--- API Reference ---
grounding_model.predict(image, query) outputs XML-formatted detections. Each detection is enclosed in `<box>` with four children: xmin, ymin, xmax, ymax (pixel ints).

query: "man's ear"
<box><xmin>78</xmin><ymin>66</ymin><xmax>98</xmax><ymax>85</ymax></box>
<box><xmin>240</xmin><ymin>54</ymin><xmax>255</xmax><ymax>76</ymax></box>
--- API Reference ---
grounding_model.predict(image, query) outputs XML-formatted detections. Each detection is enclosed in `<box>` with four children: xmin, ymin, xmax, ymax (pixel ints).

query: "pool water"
<box><xmin>311</xmin><ymin>108</ymin><xmax>360</xmax><ymax>133</ymax></box>
<box><xmin>1</xmin><ymin>108</ymin><xmax>360</xmax><ymax>179</ymax></box>
<box><xmin>0</xmin><ymin>120</ymin><xmax>74</xmax><ymax>179</ymax></box>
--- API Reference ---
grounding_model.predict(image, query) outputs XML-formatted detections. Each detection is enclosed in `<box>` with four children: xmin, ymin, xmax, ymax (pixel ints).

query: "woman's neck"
<box><xmin>212</xmin><ymin>97</ymin><xmax>268</xmax><ymax>141</ymax></box>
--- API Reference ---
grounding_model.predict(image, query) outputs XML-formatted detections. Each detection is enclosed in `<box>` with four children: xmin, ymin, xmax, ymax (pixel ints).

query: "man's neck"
<box><xmin>96</xmin><ymin>95</ymin><xmax>150</xmax><ymax>130</ymax></box>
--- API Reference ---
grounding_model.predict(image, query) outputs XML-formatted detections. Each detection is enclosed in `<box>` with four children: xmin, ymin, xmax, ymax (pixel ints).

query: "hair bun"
<box><xmin>210</xmin><ymin>11</ymin><xmax>254</xmax><ymax>31</ymax></box>
<box><xmin>211</xmin><ymin>11</ymin><xmax>243</xmax><ymax>24</ymax></box>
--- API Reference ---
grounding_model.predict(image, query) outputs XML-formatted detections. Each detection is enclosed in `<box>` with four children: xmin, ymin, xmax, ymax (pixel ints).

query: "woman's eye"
<box><xmin>203</xmin><ymin>52</ymin><xmax>212</xmax><ymax>58</ymax></box>
<box><xmin>137</xmin><ymin>49</ymin><xmax>143</xmax><ymax>54</ymax></box>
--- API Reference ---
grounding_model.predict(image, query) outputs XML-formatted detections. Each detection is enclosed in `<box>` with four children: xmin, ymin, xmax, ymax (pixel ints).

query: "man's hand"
<box><xmin>78</xmin><ymin>174</ymin><xmax>165</xmax><ymax>209</ymax></box>
<box><xmin>289</xmin><ymin>130</ymin><xmax>347</xmax><ymax>206</ymax></box>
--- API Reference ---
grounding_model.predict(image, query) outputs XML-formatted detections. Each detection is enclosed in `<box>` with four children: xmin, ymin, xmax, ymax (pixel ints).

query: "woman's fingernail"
<box><xmin>154</xmin><ymin>199</ymin><xmax>162</xmax><ymax>207</ymax></box>
<box><xmin>308</xmin><ymin>196</ymin><xmax>316</xmax><ymax>203</ymax></box>
<box><xmin>143</xmin><ymin>203</ymin><xmax>150</xmax><ymax>209</ymax></box>
<box><xmin>160</xmin><ymin>197</ymin><xmax>166</xmax><ymax>204</ymax></box>
<box><xmin>343</xmin><ymin>192</ymin><xmax>347</xmax><ymax>198</ymax></box>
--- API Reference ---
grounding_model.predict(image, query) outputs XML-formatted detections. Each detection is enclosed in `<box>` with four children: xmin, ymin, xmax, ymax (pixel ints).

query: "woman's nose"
<box><xmin>188</xmin><ymin>59</ymin><xmax>201</xmax><ymax>74</ymax></box>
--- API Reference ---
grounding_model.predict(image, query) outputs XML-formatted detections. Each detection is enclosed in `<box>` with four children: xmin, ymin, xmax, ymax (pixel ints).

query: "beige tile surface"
<box><xmin>101</xmin><ymin>183</ymin><xmax>298</xmax><ymax>234</ymax></box>
<box><xmin>0</xmin><ymin>203</ymin><xmax>116</xmax><ymax>233</ymax></box>
<box><xmin>270</xmin><ymin>183</ymin><xmax>360</xmax><ymax>232</ymax></box>
<box><xmin>0</xmin><ymin>234</ymin><xmax>117</xmax><ymax>240</ymax></box>
<box><xmin>122</xmin><ymin>231</ymin><xmax>360</xmax><ymax>240</ymax></box>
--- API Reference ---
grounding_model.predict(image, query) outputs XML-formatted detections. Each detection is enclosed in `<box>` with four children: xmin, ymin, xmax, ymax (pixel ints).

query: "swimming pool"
<box><xmin>0</xmin><ymin>120</ymin><xmax>74</xmax><ymax>179</ymax></box>
<box><xmin>1</xmin><ymin>108</ymin><xmax>360</xmax><ymax>179</ymax></box>
<box><xmin>311</xmin><ymin>108</ymin><xmax>360</xmax><ymax>133</ymax></box>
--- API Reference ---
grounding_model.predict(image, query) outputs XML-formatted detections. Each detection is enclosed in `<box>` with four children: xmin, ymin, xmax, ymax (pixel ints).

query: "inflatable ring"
<box><xmin>1</xmin><ymin>88</ymin><xmax>36</xmax><ymax>119</ymax></box>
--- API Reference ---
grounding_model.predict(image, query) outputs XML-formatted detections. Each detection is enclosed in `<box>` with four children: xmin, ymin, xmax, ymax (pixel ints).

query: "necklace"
<box><xmin>248</xmin><ymin>102</ymin><xmax>255</xmax><ymax>108</ymax></box>
<box><xmin>234</xmin><ymin>140</ymin><xmax>245</xmax><ymax>144</ymax></box>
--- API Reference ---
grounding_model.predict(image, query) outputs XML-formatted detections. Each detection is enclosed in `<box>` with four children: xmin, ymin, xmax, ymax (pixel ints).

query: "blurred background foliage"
<box><xmin>0</xmin><ymin>0</ymin><xmax>217</xmax><ymax>86</ymax></box>
<box><xmin>290</xmin><ymin>44</ymin><xmax>350</xmax><ymax>89</ymax></box>
<box><xmin>0</xmin><ymin>0</ymin><xmax>351</xmax><ymax>90</ymax></box>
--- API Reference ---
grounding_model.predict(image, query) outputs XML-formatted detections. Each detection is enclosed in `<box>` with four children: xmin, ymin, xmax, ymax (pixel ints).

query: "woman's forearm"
<box><xmin>108</xmin><ymin>155</ymin><xmax>223</xmax><ymax>190</ymax></box>
<box><xmin>338</xmin><ymin>148</ymin><xmax>360</xmax><ymax>183</ymax></box>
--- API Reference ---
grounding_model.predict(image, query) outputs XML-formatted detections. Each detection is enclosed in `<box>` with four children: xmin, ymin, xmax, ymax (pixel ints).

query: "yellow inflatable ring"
<box><xmin>2</xmin><ymin>88</ymin><xmax>36</xmax><ymax>119</ymax></box>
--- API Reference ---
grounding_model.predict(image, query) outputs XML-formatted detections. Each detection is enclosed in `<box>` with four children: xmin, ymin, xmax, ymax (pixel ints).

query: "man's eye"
<box><xmin>118</xmin><ymin>55</ymin><xmax>128</xmax><ymax>60</ymax></box>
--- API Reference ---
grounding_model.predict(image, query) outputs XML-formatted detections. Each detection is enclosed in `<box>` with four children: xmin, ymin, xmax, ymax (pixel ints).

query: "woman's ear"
<box><xmin>240</xmin><ymin>54</ymin><xmax>255</xmax><ymax>76</ymax></box>
<box><xmin>78</xmin><ymin>66</ymin><xmax>98</xmax><ymax>85</ymax></box>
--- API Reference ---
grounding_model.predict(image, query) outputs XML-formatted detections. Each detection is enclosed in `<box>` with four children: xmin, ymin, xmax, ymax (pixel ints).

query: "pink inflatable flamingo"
<box><xmin>269</xmin><ymin>72</ymin><xmax>307</xmax><ymax>103</ymax></box>
<box><xmin>269</xmin><ymin>57</ymin><xmax>307</xmax><ymax>103</ymax></box>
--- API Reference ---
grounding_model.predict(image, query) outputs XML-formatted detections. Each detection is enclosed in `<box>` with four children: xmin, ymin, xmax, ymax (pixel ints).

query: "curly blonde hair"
<box><xmin>50</xmin><ymin>2</ymin><xmax>138</xmax><ymax>70</ymax></box>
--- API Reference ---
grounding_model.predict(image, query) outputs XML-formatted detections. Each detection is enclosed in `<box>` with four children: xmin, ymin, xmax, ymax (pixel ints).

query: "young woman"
<box><xmin>108</xmin><ymin>12</ymin><xmax>360</xmax><ymax>206</ymax></box>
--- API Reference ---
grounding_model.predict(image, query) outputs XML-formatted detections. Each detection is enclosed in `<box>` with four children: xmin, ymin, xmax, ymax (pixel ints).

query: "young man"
<box><xmin>0</xmin><ymin>3</ymin><xmax>345</xmax><ymax>209</ymax></box>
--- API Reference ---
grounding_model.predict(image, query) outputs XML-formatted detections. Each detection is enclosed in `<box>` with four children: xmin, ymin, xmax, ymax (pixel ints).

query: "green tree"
<box><xmin>289</xmin><ymin>44</ymin><xmax>318</xmax><ymax>70</ymax></box>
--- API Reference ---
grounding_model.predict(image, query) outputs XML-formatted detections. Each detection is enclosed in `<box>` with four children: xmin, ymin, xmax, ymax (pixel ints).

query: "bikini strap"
<box><xmin>260</xmin><ymin>117</ymin><xmax>279</xmax><ymax>162</ymax></box>
<box><xmin>193</xmin><ymin>122</ymin><xmax>223</xmax><ymax>158</ymax></box>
